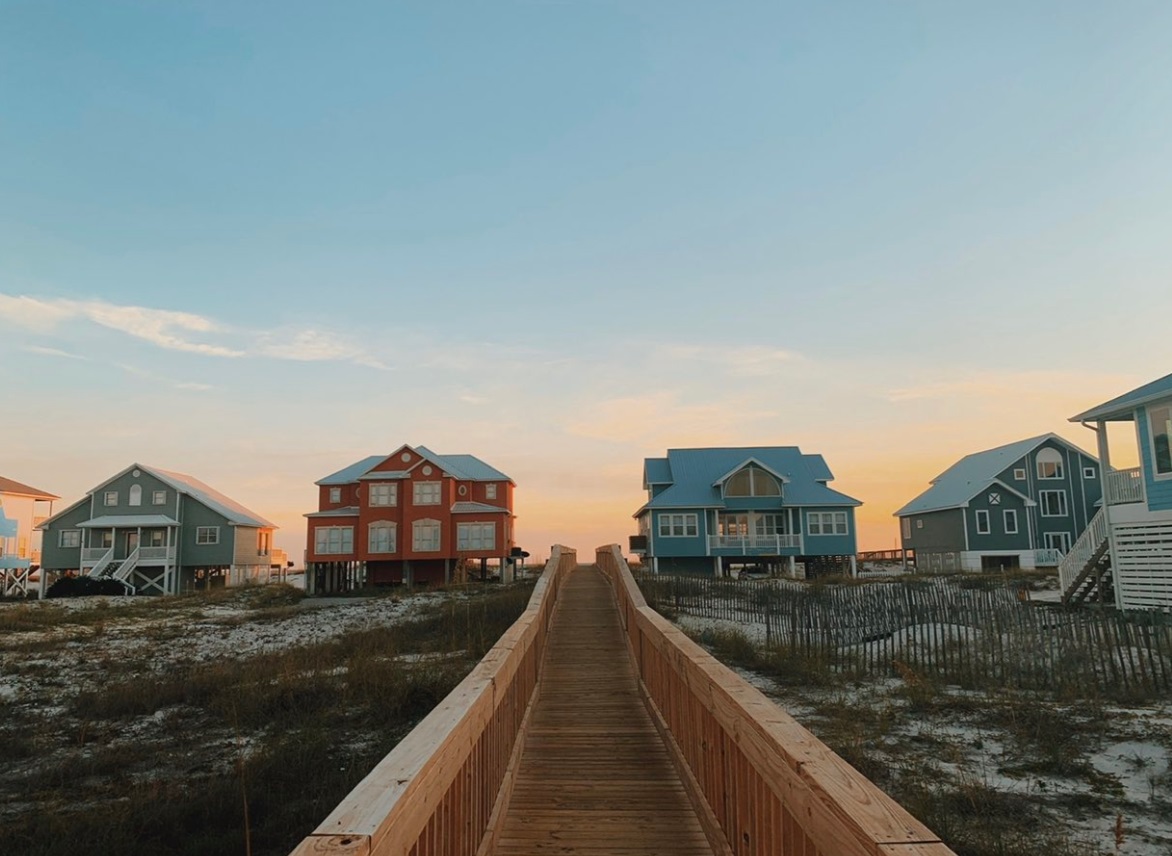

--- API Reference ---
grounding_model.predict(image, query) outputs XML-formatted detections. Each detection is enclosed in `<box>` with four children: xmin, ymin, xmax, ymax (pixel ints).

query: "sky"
<box><xmin>2</xmin><ymin>1</ymin><xmax>1171</xmax><ymax>560</ymax></box>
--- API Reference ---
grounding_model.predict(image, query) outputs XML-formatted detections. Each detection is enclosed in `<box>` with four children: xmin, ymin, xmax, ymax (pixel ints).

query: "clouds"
<box><xmin>1</xmin><ymin>292</ymin><xmax>389</xmax><ymax>369</ymax></box>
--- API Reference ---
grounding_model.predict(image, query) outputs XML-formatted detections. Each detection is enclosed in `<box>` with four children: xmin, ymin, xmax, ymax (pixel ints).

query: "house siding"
<box><xmin>92</xmin><ymin>470</ymin><xmax>175</xmax><ymax>516</ymax></box>
<box><xmin>1137</xmin><ymin>403</ymin><xmax>1172</xmax><ymax>512</ymax></box>
<box><xmin>179</xmin><ymin>499</ymin><xmax>234</xmax><ymax>566</ymax></box>
<box><xmin>964</xmin><ymin>490</ymin><xmax>1031</xmax><ymax>552</ymax></box>
<box><xmin>233</xmin><ymin>526</ymin><xmax>269</xmax><ymax>567</ymax></box>
<box><xmin>802</xmin><ymin>508</ymin><xmax>857</xmax><ymax>556</ymax></box>
<box><xmin>39</xmin><ymin>502</ymin><xmax>91</xmax><ymax>570</ymax></box>
<box><xmin>650</xmin><ymin>509</ymin><xmax>710</xmax><ymax>558</ymax></box>
<box><xmin>901</xmin><ymin>509</ymin><xmax>966</xmax><ymax>553</ymax></box>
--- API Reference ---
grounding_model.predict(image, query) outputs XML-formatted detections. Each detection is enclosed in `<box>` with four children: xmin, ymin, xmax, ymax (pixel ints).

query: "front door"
<box><xmin>123</xmin><ymin>531</ymin><xmax>139</xmax><ymax>558</ymax></box>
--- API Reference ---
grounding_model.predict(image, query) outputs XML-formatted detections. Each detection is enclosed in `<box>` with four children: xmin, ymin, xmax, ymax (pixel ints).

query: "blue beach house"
<box><xmin>1065</xmin><ymin>372</ymin><xmax>1172</xmax><ymax>610</ymax></box>
<box><xmin>631</xmin><ymin>446</ymin><xmax>862</xmax><ymax>577</ymax></box>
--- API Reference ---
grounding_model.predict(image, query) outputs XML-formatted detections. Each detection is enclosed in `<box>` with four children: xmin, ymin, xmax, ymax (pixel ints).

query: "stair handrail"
<box><xmin>1058</xmin><ymin>507</ymin><xmax>1108</xmax><ymax>596</ymax></box>
<box><xmin>85</xmin><ymin>547</ymin><xmax>115</xmax><ymax>578</ymax></box>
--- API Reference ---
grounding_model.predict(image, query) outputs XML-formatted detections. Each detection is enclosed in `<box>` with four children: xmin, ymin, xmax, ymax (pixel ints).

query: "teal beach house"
<box><xmin>631</xmin><ymin>446</ymin><xmax>862</xmax><ymax>577</ymax></box>
<box><xmin>895</xmin><ymin>434</ymin><xmax>1102</xmax><ymax>573</ymax></box>
<box><xmin>38</xmin><ymin>464</ymin><xmax>276</xmax><ymax>596</ymax></box>
<box><xmin>1065</xmin><ymin>372</ymin><xmax>1172</xmax><ymax>610</ymax></box>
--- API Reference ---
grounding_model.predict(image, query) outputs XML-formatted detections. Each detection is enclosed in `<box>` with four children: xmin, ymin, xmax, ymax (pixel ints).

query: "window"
<box><xmin>808</xmin><ymin>511</ymin><xmax>848</xmax><ymax>535</ymax></box>
<box><xmin>258</xmin><ymin>531</ymin><xmax>270</xmax><ymax>556</ymax></box>
<box><xmin>1004</xmin><ymin>509</ymin><xmax>1018</xmax><ymax>534</ymax></box>
<box><xmin>457</xmin><ymin>522</ymin><xmax>495</xmax><ymax>551</ymax></box>
<box><xmin>987</xmin><ymin>492</ymin><xmax>1001</xmax><ymax>505</ymax></box>
<box><xmin>100</xmin><ymin>531</ymin><xmax>113</xmax><ymax>548</ymax></box>
<box><xmin>196</xmin><ymin>526</ymin><xmax>220</xmax><ymax>545</ymax></box>
<box><xmin>975</xmin><ymin>510</ymin><xmax>991</xmax><ymax>535</ymax></box>
<box><xmin>315</xmin><ymin>526</ymin><xmax>353</xmax><ymax>554</ymax></box>
<box><xmin>1036</xmin><ymin>448</ymin><xmax>1064</xmax><ymax>480</ymax></box>
<box><xmin>368</xmin><ymin>522</ymin><xmax>397</xmax><ymax>553</ymax></box>
<box><xmin>658</xmin><ymin>513</ymin><xmax>699</xmax><ymax>538</ymax></box>
<box><xmin>724</xmin><ymin>466</ymin><xmax>781</xmax><ymax>497</ymax></box>
<box><xmin>754</xmin><ymin>514</ymin><xmax>786</xmax><ymax>536</ymax></box>
<box><xmin>414</xmin><ymin>482</ymin><xmax>441</xmax><ymax>505</ymax></box>
<box><xmin>1044</xmin><ymin>531</ymin><xmax>1072</xmax><ymax>553</ymax></box>
<box><xmin>1013</xmin><ymin>468</ymin><xmax>1026</xmax><ymax>480</ymax></box>
<box><xmin>104</xmin><ymin>491</ymin><xmax>118</xmax><ymax>506</ymax></box>
<box><xmin>152</xmin><ymin>490</ymin><xmax>167</xmax><ymax>505</ymax></box>
<box><xmin>901</xmin><ymin>518</ymin><xmax>911</xmax><ymax>539</ymax></box>
<box><xmin>413</xmin><ymin>519</ymin><xmax>441</xmax><ymax>551</ymax></box>
<box><xmin>329</xmin><ymin>487</ymin><xmax>342</xmax><ymax>503</ymax></box>
<box><xmin>369</xmin><ymin>483</ymin><xmax>397</xmax><ymax>506</ymax></box>
<box><xmin>485</xmin><ymin>484</ymin><xmax>498</xmax><ymax>500</ymax></box>
<box><xmin>916</xmin><ymin>519</ymin><xmax>923</xmax><ymax>529</ymax></box>
<box><xmin>129</xmin><ymin>485</ymin><xmax>142</xmax><ymax>506</ymax></box>
<box><xmin>1150</xmin><ymin>403</ymin><xmax>1172</xmax><ymax>477</ymax></box>
<box><xmin>1083</xmin><ymin>467</ymin><xmax>1096</xmax><ymax>479</ymax></box>
<box><xmin>147</xmin><ymin>530</ymin><xmax>166</xmax><ymax>547</ymax></box>
<box><xmin>1039</xmin><ymin>490</ymin><xmax>1068</xmax><ymax>517</ymax></box>
<box><xmin>59</xmin><ymin>530</ymin><xmax>81</xmax><ymax>548</ymax></box>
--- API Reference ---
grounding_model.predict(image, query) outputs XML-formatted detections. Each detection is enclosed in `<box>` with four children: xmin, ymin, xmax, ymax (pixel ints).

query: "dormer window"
<box><xmin>329</xmin><ymin>487</ymin><xmax>341</xmax><ymax>503</ymax></box>
<box><xmin>1036</xmin><ymin>448</ymin><xmax>1064</xmax><ymax>480</ymax></box>
<box><xmin>724</xmin><ymin>466</ymin><xmax>781</xmax><ymax>497</ymax></box>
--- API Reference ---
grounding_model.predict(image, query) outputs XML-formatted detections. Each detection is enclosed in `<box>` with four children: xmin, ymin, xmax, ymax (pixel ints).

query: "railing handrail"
<box><xmin>1106</xmin><ymin>466</ymin><xmax>1144</xmax><ymax>505</ymax></box>
<box><xmin>289</xmin><ymin>545</ymin><xmax>578</xmax><ymax>856</ymax></box>
<box><xmin>1058</xmin><ymin>507</ymin><xmax>1109</xmax><ymax>593</ymax></box>
<box><xmin>707</xmin><ymin>533</ymin><xmax>802</xmax><ymax>549</ymax></box>
<box><xmin>596</xmin><ymin>543</ymin><xmax>956</xmax><ymax>856</ymax></box>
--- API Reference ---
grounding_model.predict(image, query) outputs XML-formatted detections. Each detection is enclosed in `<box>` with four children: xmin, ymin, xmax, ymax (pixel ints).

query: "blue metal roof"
<box><xmin>644</xmin><ymin>458</ymin><xmax>673</xmax><ymax>486</ymax></box>
<box><xmin>317</xmin><ymin>456</ymin><xmax>386</xmax><ymax>486</ymax></box>
<box><xmin>893</xmin><ymin>434</ymin><xmax>1091</xmax><ymax>516</ymax></box>
<box><xmin>638</xmin><ymin>446</ymin><xmax>861</xmax><ymax>512</ymax></box>
<box><xmin>318</xmin><ymin>448</ymin><xmax>512</xmax><ymax>486</ymax></box>
<box><xmin>1070</xmin><ymin>372</ymin><xmax>1172</xmax><ymax>423</ymax></box>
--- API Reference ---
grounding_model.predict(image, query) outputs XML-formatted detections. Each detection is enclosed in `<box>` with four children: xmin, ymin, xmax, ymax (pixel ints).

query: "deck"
<box><xmin>494</xmin><ymin>566</ymin><xmax>713</xmax><ymax>855</ymax></box>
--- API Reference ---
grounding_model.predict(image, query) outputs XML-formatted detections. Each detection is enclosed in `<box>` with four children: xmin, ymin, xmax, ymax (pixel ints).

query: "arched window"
<box><xmin>129</xmin><ymin>485</ymin><xmax>142</xmax><ymax>506</ymax></box>
<box><xmin>1036</xmin><ymin>448</ymin><xmax>1064</xmax><ymax>480</ymax></box>
<box><xmin>724</xmin><ymin>466</ymin><xmax>781</xmax><ymax>497</ymax></box>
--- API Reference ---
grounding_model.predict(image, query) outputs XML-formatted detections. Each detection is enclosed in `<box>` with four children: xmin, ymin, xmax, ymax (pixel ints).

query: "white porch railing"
<box><xmin>84</xmin><ymin>547</ymin><xmax>115</xmax><ymax>576</ymax></box>
<box><xmin>1033</xmin><ymin>548</ymin><xmax>1064</xmax><ymax>567</ymax></box>
<box><xmin>1058</xmin><ymin>507</ymin><xmax>1109</xmax><ymax>594</ymax></box>
<box><xmin>82</xmin><ymin>547</ymin><xmax>111</xmax><ymax>564</ymax></box>
<box><xmin>138</xmin><ymin>546</ymin><xmax>176</xmax><ymax>563</ymax></box>
<box><xmin>1106</xmin><ymin>467</ymin><xmax>1145</xmax><ymax>505</ymax></box>
<box><xmin>708</xmin><ymin>534</ymin><xmax>802</xmax><ymax>553</ymax></box>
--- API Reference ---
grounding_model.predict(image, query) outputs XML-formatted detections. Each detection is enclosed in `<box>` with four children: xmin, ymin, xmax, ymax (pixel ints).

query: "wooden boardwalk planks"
<box><xmin>493</xmin><ymin>566</ymin><xmax>714</xmax><ymax>856</ymax></box>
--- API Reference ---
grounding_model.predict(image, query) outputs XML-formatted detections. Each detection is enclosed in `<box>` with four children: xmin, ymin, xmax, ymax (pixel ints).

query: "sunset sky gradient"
<box><xmin>2</xmin><ymin>2</ymin><xmax>1170</xmax><ymax>559</ymax></box>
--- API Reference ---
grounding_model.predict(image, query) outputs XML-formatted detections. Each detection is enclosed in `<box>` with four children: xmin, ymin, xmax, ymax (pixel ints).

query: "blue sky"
<box><xmin>3</xmin><ymin>1</ymin><xmax>1170</xmax><ymax>555</ymax></box>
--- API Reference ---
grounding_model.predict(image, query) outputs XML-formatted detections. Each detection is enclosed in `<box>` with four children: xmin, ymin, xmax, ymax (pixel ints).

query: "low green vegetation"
<box><xmin>0</xmin><ymin>581</ymin><xmax>534</xmax><ymax>856</ymax></box>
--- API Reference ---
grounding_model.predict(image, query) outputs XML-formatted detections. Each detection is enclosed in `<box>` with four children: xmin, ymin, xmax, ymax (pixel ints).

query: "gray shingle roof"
<box><xmin>893</xmin><ymin>434</ymin><xmax>1091</xmax><ymax>517</ymax></box>
<box><xmin>1070</xmin><ymin>372</ymin><xmax>1172</xmax><ymax>423</ymax></box>
<box><xmin>638</xmin><ymin>446</ymin><xmax>861</xmax><ymax>513</ymax></box>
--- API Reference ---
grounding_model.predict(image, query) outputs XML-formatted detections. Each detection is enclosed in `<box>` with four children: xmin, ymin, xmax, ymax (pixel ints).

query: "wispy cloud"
<box><xmin>21</xmin><ymin>345</ymin><xmax>89</xmax><ymax>361</ymax></box>
<box><xmin>1</xmin><ymin>293</ymin><xmax>389</xmax><ymax>369</ymax></box>
<box><xmin>115</xmin><ymin>362</ymin><xmax>214</xmax><ymax>391</ymax></box>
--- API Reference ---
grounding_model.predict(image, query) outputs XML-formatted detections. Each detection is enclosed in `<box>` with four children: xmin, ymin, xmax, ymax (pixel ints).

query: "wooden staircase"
<box><xmin>1061</xmin><ymin>539</ymin><xmax>1113</xmax><ymax>607</ymax></box>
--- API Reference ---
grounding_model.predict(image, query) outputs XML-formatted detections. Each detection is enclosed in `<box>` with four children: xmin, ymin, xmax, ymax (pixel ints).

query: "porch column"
<box><xmin>787</xmin><ymin>555</ymin><xmax>796</xmax><ymax>577</ymax></box>
<box><xmin>501</xmin><ymin>555</ymin><xmax>513</xmax><ymax>584</ymax></box>
<box><xmin>849</xmin><ymin>555</ymin><xmax>858</xmax><ymax>578</ymax></box>
<box><xmin>444</xmin><ymin>558</ymin><xmax>451</xmax><ymax>585</ymax></box>
<box><xmin>404</xmin><ymin>560</ymin><xmax>413</xmax><ymax>589</ymax></box>
<box><xmin>651</xmin><ymin>556</ymin><xmax>659</xmax><ymax>575</ymax></box>
<box><xmin>1095</xmin><ymin>420</ymin><xmax>1123</xmax><ymax>609</ymax></box>
<box><xmin>713</xmin><ymin>556</ymin><xmax>721</xmax><ymax>578</ymax></box>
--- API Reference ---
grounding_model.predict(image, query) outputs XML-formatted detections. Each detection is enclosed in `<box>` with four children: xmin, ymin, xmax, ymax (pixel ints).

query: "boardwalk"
<box><xmin>494</xmin><ymin>566</ymin><xmax>714</xmax><ymax>855</ymax></box>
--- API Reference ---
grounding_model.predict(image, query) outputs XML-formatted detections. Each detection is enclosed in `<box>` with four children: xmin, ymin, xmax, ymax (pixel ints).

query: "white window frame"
<box><xmin>152</xmin><ymin>490</ymin><xmax>167</xmax><ymax>505</ymax></box>
<box><xmin>1149</xmin><ymin>401</ymin><xmax>1172</xmax><ymax>479</ymax></box>
<box><xmin>457</xmin><ymin>522</ymin><xmax>496</xmax><ymax>551</ymax></box>
<box><xmin>1013</xmin><ymin>468</ymin><xmax>1026</xmax><ymax>480</ymax></box>
<box><xmin>975</xmin><ymin>509</ymin><xmax>991</xmax><ymax>535</ymax></box>
<box><xmin>315</xmin><ymin>525</ymin><xmax>354</xmax><ymax>555</ymax></box>
<box><xmin>485</xmin><ymin>483</ymin><xmax>498</xmax><ymax>500</ymax></box>
<box><xmin>103</xmin><ymin>491</ymin><xmax>118</xmax><ymax>506</ymax></box>
<box><xmin>329</xmin><ymin>487</ymin><xmax>342</xmax><ymax>503</ymax></box>
<box><xmin>1044</xmin><ymin>531</ymin><xmax>1072</xmax><ymax>553</ymax></box>
<box><xmin>901</xmin><ymin>517</ymin><xmax>911</xmax><ymax>539</ymax></box>
<box><xmin>808</xmin><ymin>511</ymin><xmax>848</xmax><ymax>536</ymax></box>
<box><xmin>413</xmin><ymin>519</ymin><xmax>441</xmax><ymax>552</ymax></box>
<box><xmin>147</xmin><ymin>530</ymin><xmax>166</xmax><ymax>547</ymax></box>
<box><xmin>369</xmin><ymin>483</ymin><xmax>398</xmax><ymax>507</ymax></box>
<box><xmin>1039</xmin><ymin>490</ymin><xmax>1068</xmax><ymax>517</ymax></box>
<box><xmin>1004</xmin><ymin>509</ymin><xmax>1019</xmax><ymax>534</ymax></box>
<box><xmin>658</xmin><ymin>513</ymin><xmax>698</xmax><ymax>538</ymax></box>
<box><xmin>1036</xmin><ymin>449</ymin><xmax>1065</xmax><ymax>480</ymax></box>
<box><xmin>59</xmin><ymin>529</ymin><xmax>81</xmax><ymax>549</ymax></box>
<box><xmin>368</xmin><ymin>522</ymin><xmax>397</xmax><ymax>554</ymax></box>
<box><xmin>129</xmin><ymin>485</ymin><xmax>142</xmax><ymax>506</ymax></box>
<box><xmin>413</xmin><ymin>481</ymin><xmax>442</xmax><ymax>506</ymax></box>
<box><xmin>196</xmin><ymin>526</ymin><xmax>220</xmax><ymax>545</ymax></box>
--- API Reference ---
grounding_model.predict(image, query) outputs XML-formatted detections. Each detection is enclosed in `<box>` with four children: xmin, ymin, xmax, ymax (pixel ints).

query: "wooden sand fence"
<box><xmin>638</xmin><ymin>573</ymin><xmax>1172</xmax><ymax>698</ymax></box>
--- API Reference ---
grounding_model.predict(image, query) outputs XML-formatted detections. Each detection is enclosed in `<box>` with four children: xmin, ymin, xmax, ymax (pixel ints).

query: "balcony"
<box><xmin>138</xmin><ymin>547</ymin><xmax>177</xmax><ymax>564</ymax></box>
<box><xmin>708</xmin><ymin>534</ymin><xmax>802</xmax><ymax>555</ymax></box>
<box><xmin>1106</xmin><ymin>467</ymin><xmax>1145</xmax><ymax>506</ymax></box>
<box><xmin>1033</xmin><ymin>548</ymin><xmax>1064</xmax><ymax>568</ymax></box>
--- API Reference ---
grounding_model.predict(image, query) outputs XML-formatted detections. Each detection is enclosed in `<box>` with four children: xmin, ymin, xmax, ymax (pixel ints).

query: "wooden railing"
<box><xmin>1059</xmin><ymin>507</ymin><xmax>1109</xmax><ymax>595</ymax></box>
<box><xmin>289</xmin><ymin>545</ymin><xmax>577</xmax><ymax>856</ymax></box>
<box><xmin>596</xmin><ymin>544</ymin><xmax>956</xmax><ymax>856</ymax></box>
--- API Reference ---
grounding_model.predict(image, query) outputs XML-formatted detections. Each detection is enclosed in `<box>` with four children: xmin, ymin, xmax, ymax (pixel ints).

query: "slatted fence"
<box><xmin>637</xmin><ymin>572</ymin><xmax>1172</xmax><ymax>698</ymax></box>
